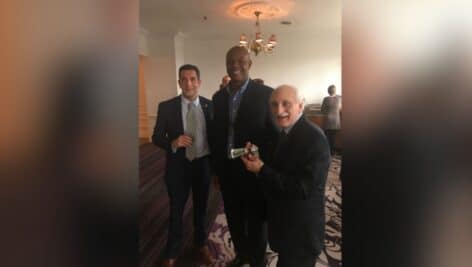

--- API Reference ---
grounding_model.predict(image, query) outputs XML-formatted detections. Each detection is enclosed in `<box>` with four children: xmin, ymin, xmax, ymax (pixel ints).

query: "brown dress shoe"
<box><xmin>195</xmin><ymin>245</ymin><xmax>216</xmax><ymax>266</ymax></box>
<box><xmin>161</xmin><ymin>258</ymin><xmax>177</xmax><ymax>267</ymax></box>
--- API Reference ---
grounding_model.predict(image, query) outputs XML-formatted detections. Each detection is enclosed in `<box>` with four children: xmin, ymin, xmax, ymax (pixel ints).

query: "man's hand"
<box><xmin>241</xmin><ymin>142</ymin><xmax>264</xmax><ymax>174</ymax></box>
<box><xmin>171</xmin><ymin>135</ymin><xmax>193</xmax><ymax>149</ymax></box>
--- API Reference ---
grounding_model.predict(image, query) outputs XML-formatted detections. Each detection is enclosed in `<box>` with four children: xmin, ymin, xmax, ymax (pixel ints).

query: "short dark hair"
<box><xmin>179</xmin><ymin>64</ymin><xmax>200</xmax><ymax>79</ymax></box>
<box><xmin>226</xmin><ymin>46</ymin><xmax>250</xmax><ymax>61</ymax></box>
<box><xmin>328</xmin><ymin>84</ymin><xmax>336</xmax><ymax>95</ymax></box>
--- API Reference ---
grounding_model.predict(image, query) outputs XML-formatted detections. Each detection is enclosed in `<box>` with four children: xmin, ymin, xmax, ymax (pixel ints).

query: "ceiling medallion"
<box><xmin>232</xmin><ymin>0</ymin><xmax>288</xmax><ymax>19</ymax></box>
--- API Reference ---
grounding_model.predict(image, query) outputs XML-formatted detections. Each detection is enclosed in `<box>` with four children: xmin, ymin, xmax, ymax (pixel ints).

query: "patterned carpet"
<box><xmin>205</xmin><ymin>157</ymin><xmax>342</xmax><ymax>267</ymax></box>
<box><xmin>140</xmin><ymin>144</ymin><xmax>223</xmax><ymax>267</ymax></box>
<box><xmin>140</xmin><ymin>143</ymin><xmax>342</xmax><ymax>267</ymax></box>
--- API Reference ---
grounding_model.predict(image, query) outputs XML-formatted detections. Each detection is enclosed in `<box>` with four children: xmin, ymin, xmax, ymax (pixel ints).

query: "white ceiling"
<box><xmin>140</xmin><ymin>0</ymin><xmax>341</xmax><ymax>39</ymax></box>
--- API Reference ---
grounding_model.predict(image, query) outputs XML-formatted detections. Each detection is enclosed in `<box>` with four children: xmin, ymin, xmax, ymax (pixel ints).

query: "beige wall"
<box><xmin>182</xmin><ymin>34</ymin><xmax>341</xmax><ymax>103</ymax></box>
<box><xmin>139</xmin><ymin>28</ymin><xmax>149</xmax><ymax>56</ymax></box>
<box><xmin>141</xmin><ymin>30</ymin><xmax>341</xmax><ymax>131</ymax></box>
<box><xmin>144</xmin><ymin>35</ymin><xmax>180</xmax><ymax>131</ymax></box>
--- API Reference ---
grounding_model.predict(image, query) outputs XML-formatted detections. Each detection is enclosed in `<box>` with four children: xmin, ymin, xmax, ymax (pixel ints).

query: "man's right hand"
<box><xmin>171</xmin><ymin>135</ymin><xmax>193</xmax><ymax>149</ymax></box>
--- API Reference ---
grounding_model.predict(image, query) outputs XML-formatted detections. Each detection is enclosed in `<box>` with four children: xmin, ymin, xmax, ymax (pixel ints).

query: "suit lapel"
<box><xmin>273</xmin><ymin>134</ymin><xmax>291</xmax><ymax>165</ymax></box>
<box><xmin>199</xmin><ymin>96</ymin><xmax>210</xmax><ymax>123</ymax></box>
<box><xmin>219</xmin><ymin>89</ymin><xmax>230</xmax><ymax>126</ymax></box>
<box><xmin>175</xmin><ymin>96</ymin><xmax>184</xmax><ymax>134</ymax></box>
<box><xmin>273</xmin><ymin>117</ymin><xmax>305</xmax><ymax>165</ymax></box>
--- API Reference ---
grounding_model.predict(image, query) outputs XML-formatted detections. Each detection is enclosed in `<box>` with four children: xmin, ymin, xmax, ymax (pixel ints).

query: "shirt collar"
<box><xmin>181</xmin><ymin>95</ymin><xmax>200</xmax><ymax>106</ymax></box>
<box><xmin>226</xmin><ymin>78</ymin><xmax>250</xmax><ymax>96</ymax></box>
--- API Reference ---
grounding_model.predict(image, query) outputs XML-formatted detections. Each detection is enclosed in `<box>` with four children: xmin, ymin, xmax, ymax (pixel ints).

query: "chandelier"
<box><xmin>239</xmin><ymin>11</ymin><xmax>277</xmax><ymax>56</ymax></box>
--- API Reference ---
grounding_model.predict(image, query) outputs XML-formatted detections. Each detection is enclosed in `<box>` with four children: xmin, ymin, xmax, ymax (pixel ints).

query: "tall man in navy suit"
<box><xmin>152</xmin><ymin>64</ymin><xmax>215</xmax><ymax>267</ymax></box>
<box><xmin>241</xmin><ymin>85</ymin><xmax>331</xmax><ymax>267</ymax></box>
<box><xmin>210</xmin><ymin>46</ymin><xmax>275</xmax><ymax>267</ymax></box>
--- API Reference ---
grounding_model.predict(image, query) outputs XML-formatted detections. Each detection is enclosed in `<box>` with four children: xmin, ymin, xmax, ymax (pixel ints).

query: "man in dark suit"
<box><xmin>210</xmin><ymin>46</ymin><xmax>274</xmax><ymax>267</ymax></box>
<box><xmin>241</xmin><ymin>85</ymin><xmax>331</xmax><ymax>267</ymax></box>
<box><xmin>152</xmin><ymin>64</ymin><xmax>215</xmax><ymax>267</ymax></box>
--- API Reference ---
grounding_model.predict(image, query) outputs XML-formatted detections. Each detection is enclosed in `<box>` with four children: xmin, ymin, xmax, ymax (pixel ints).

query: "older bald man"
<box><xmin>241</xmin><ymin>85</ymin><xmax>331</xmax><ymax>267</ymax></box>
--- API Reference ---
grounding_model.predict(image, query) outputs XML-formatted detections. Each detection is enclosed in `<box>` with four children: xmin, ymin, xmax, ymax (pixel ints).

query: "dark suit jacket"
<box><xmin>258</xmin><ymin>116</ymin><xmax>331</xmax><ymax>257</ymax></box>
<box><xmin>152</xmin><ymin>96</ymin><xmax>213</xmax><ymax>169</ymax></box>
<box><xmin>210</xmin><ymin>79</ymin><xmax>274</xmax><ymax>178</ymax></box>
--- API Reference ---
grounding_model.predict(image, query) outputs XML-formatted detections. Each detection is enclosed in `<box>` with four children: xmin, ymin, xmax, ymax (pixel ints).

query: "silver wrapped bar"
<box><xmin>230</xmin><ymin>145</ymin><xmax>259</xmax><ymax>159</ymax></box>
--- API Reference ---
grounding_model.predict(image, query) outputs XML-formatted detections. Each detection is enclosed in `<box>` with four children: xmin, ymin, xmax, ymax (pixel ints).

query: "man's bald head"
<box><xmin>273</xmin><ymin>85</ymin><xmax>304</xmax><ymax>102</ymax></box>
<box><xmin>270</xmin><ymin>85</ymin><xmax>305</xmax><ymax>129</ymax></box>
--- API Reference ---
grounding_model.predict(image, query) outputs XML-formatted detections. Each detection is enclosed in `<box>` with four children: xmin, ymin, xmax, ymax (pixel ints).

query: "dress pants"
<box><xmin>164</xmin><ymin>155</ymin><xmax>211</xmax><ymax>258</ymax></box>
<box><xmin>324</xmin><ymin>129</ymin><xmax>338</xmax><ymax>155</ymax></box>
<box><xmin>220</xmin><ymin>159</ymin><xmax>267</xmax><ymax>267</ymax></box>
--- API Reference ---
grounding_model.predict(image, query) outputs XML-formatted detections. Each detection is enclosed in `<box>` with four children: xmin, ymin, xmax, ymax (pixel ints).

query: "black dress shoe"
<box><xmin>227</xmin><ymin>256</ymin><xmax>249</xmax><ymax>267</ymax></box>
